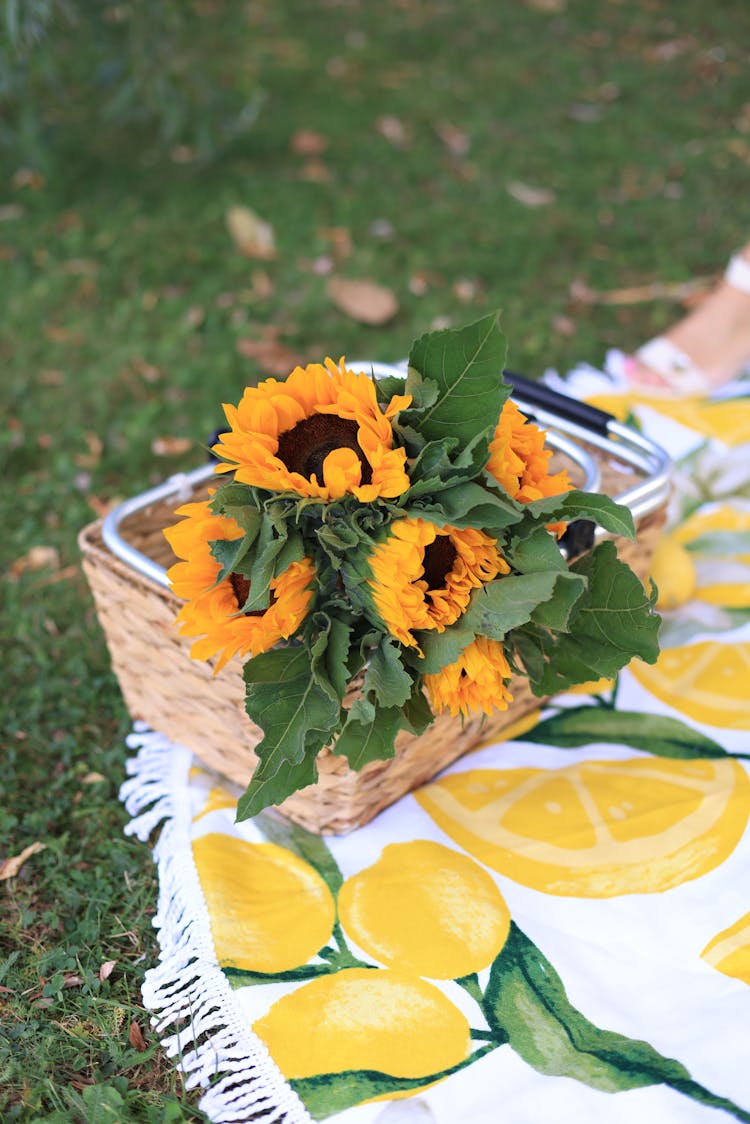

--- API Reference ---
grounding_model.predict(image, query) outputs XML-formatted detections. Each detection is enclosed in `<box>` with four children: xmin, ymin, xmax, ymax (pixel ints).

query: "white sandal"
<box><xmin>627</xmin><ymin>252</ymin><xmax>750</xmax><ymax>398</ymax></box>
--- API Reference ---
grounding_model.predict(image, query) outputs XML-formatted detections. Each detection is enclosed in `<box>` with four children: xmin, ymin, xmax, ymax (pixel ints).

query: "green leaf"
<box><xmin>224</xmin><ymin>963</ymin><xmax>335</xmax><ymax>987</ymax></box>
<box><xmin>291</xmin><ymin>1049</ymin><xmax>494</xmax><ymax>1122</ymax></box>
<box><xmin>332</xmin><ymin>703</ymin><xmax>402</xmax><ymax>770</ymax></box>
<box><xmin>404</xmin><ymin>312</ymin><xmax>510</xmax><ymax>446</ymax></box>
<box><xmin>486</xmin><ymin>925</ymin><xmax>750</xmax><ymax>1121</ymax></box>
<box><xmin>235</xmin><ymin>742</ymin><xmax>320</xmax><ymax>821</ymax></box>
<box><xmin>506</xmin><ymin>524</ymin><xmax>569</xmax><ymax>573</ymax></box>
<box><xmin>364</xmin><ymin>637</ymin><xmax>413</xmax><ymax>708</ymax></box>
<box><xmin>209</xmin><ymin>532</ymin><xmax>255</xmax><ymax>585</ymax></box>
<box><xmin>416</xmin><ymin>620</ymin><xmax>476</xmax><ymax>674</ymax></box>
<box><xmin>529</xmin><ymin>572</ymin><xmax>588</xmax><ymax>630</ymax></box>
<box><xmin>485</xmin><ymin>923</ymin><xmax>692</xmax><ymax>1092</ymax></box>
<box><xmin>237</xmin><ymin>647</ymin><xmax>340</xmax><ymax>819</ymax></box>
<box><xmin>516</xmin><ymin>541</ymin><xmax>661</xmax><ymax>695</ymax></box>
<box><xmin>526</xmin><ymin>491</ymin><xmax>636</xmax><ymax>541</ymax></box>
<box><xmin>463</xmin><ymin>572</ymin><xmax>585</xmax><ymax>640</ymax></box>
<box><xmin>400</xmin><ymin>679</ymin><xmax>434</xmax><ymax>735</ymax></box>
<box><xmin>373</xmin><ymin>373</ymin><xmax>408</xmax><ymax>404</ymax></box>
<box><xmin>531</xmin><ymin>707</ymin><xmax>737</xmax><ymax>760</ymax></box>
<box><xmin>409</xmin><ymin>482</ymin><xmax>523</xmax><ymax>533</ymax></box>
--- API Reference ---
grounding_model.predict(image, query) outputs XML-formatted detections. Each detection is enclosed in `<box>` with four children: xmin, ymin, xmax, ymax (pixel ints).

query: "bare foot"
<box><xmin>627</xmin><ymin>246</ymin><xmax>750</xmax><ymax>393</ymax></box>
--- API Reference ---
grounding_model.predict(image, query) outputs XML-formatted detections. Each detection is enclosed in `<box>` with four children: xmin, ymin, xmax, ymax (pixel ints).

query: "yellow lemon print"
<box><xmin>565</xmin><ymin>677</ymin><xmax>616</xmax><ymax>697</ymax></box>
<box><xmin>193</xmin><ymin>833</ymin><xmax>335</xmax><ymax>972</ymax></box>
<box><xmin>629</xmin><ymin>641</ymin><xmax>750</xmax><ymax>728</ymax></box>
<box><xmin>416</xmin><ymin>759</ymin><xmax>750</xmax><ymax>897</ymax></box>
<box><xmin>338</xmin><ymin>840</ymin><xmax>511</xmax><ymax>979</ymax></box>
<box><xmin>253</xmin><ymin>968</ymin><xmax>472</xmax><ymax>1080</ymax></box>
<box><xmin>649</xmin><ymin>536</ymin><xmax>697</xmax><ymax>611</ymax></box>
<box><xmin>193</xmin><ymin>784</ymin><xmax>237</xmax><ymax>822</ymax></box>
<box><xmin>701</xmin><ymin>911</ymin><xmax>750</xmax><ymax>986</ymax></box>
<box><xmin>586</xmin><ymin>394</ymin><xmax>750</xmax><ymax>447</ymax></box>
<box><xmin>672</xmin><ymin>505</ymin><xmax>750</xmax><ymax>608</ymax></box>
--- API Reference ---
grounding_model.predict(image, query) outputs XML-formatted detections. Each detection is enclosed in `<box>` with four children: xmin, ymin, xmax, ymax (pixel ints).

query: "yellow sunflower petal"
<box><xmin>212</xmin><ymin>358</ymin><xmax>412</xmax><ymax>502</ymax></box>
<box><xmin>425</xmin><ymin>636</ymin><xmax>514</xmax><ymax>718</ymax></box>
<box><xmin>367</xmin><ymin>517</ymin><xmax>508</xmax><ymax>648</ymax></box>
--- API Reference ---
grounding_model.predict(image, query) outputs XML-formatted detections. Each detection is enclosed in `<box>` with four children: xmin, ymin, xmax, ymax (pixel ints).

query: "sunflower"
<box><xmin>487</xmin><ymin>399</ymin><xmax>571</xmax><ymax>504</ymax></box>
<box><xmin>366</xmin><ymin>517</ymin><xmax>509</xmax><ymax>649</ymax></box>
<box><xmin>212</xmin><ymin>358</ymin><xmax>412</xmax><ymax>502</ymax></box>
<box><xmin>424</xmin><ymin>636</ymin><xmax>514</xmax><ymax>718</ymax></box>
<box><xmin>164</xmin><ymin>500</ymin><xmax>315</xmax><ymax>672</ymax></box>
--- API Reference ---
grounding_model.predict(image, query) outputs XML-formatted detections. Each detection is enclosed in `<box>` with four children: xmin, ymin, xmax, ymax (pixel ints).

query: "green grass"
<box><xmin>2</xmin><ymin>0</ymin><xmax>750</xmax><ymax>1118</ymax></box>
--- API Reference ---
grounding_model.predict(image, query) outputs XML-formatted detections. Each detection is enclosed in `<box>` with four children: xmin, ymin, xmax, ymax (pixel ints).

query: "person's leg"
<box><xmin>625</xmin><ymin>241</ymin><xmax>750</xmax><ymax>394</ymax></box>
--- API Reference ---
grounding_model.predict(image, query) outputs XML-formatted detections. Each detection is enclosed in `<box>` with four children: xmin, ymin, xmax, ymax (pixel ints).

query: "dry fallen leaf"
<box><xmin>99</xmin><ymin>960</ymin><xmax>117</xmax><ymax>982</ymax></box>
<box><xmin>506</xmin><ymin>181</ymin><xmax>557</xmax><ymax>207</ymax></box>
<box><xmin>290</xmin><ymin>129</ymin><xmax>328</xmax><ymax>156</ymax></box>
<box><xmin>327</xmin><ymin>277</ymin><xmax>399</xmax><ymax>325</ymax></box>
<box><xmin>9</xmin><ymin>546</ymin><xmax>60</xmax><ymax>579</ymax></box>
<box><xmin>151</xmin><ymin>436</ymin><xmax>193</xmax><ymax>457</ymax></box>
<box><xmin>299</xmin><ymin>160</ymin><xmax>331</xmax><ymax>183</ymax></box>
<box><xmin>376</xmin><ymin>115</ymin><xmax>410</xmax><ymax>148</ymax></box>
<box><xmin>236</xmin><ymin>336</ymin><xmax>306</xmax><ymax>376</ymax></box>
<box><xmin>82</xmin><ymin>772</ymin><xmax>106</xmax><ymax>784</ymax></box>
<box><xmin>226</xmin><ymin>206</ymin><xmax>277</xmax><ymax>260</ymax></box>
<box><xmin>569</xmin><ymin>275</ymin><xmax>714</xmax><ymax>306</ymax></box>
<box><xmin>435</xmin><ymin>122</ymin><xmax>471</xmax><ymax>157</ymax></box>
<box><xmin>0</xmin><ymin>842</ymin><xmax>46</xmax><ymax>881</ymax></box>
<box><xmin>129</xmin><ymin>1019</ymin><xmax>148</xmax><ymax>1052</ymax></box>
<box><xmin>62</xmin><ymin>974</ymin><xmax>84</xmax><ymax>989</ymax></box>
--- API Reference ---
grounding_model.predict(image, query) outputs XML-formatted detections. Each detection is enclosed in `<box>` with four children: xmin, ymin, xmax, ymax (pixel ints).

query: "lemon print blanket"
<box><xmin>121</xmin><ymin>375</ymin><xmax>750</xmax><ymax>1124</ymax></box>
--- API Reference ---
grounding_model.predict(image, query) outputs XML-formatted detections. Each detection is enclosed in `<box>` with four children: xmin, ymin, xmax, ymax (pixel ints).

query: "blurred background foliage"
<box><xmin>1</xmin><ymin>0</ymin><xmax>263</xmax><ymax>162</ymax></box>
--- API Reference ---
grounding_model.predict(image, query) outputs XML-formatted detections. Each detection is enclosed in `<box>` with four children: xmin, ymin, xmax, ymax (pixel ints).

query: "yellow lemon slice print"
<box><xmin>415</xmin><ymin>759</ymin><xmax>750</xmax><ymax>897</ymax></box>
<box><xmin>338</xmin><ymin>840</ymin><xmax>511</xmax><ymax>979</ymax></box>
<box><xmin>673</xmin><ymin>505</ymin><xmax>750</xmax><ymax>608</ymax></box>
<box><xmin>629</xmin><ymin>641</ymin><xmax>750</xmax><ymax>728</ymax></box>
<box><xmin>253</xmin><ymin>968</ymin><xmax>472</xmax><ymax>1080</ymax></box>
<box><xmin>701</xmin><ymin>911</ymin><xmax>750</xmax><ymax>986</ymax></box>
<box><xmin>193</xmin><ymin>833</ymin><xmax>335</xmax><ymax>972</ymax></box>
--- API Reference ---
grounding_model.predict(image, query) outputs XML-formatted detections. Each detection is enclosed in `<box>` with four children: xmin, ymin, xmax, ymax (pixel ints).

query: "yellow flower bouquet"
<box><xmin>164</xmin><ymin>313</ymin><xmax>661</xmax><ymax>819</ymax></box>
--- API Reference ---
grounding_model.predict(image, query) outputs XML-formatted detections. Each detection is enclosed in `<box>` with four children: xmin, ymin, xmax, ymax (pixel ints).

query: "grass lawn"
<box><xmin>2</xmin><ymin>0</ymin><xmax>750</xmax><ymax>1118</ymax></box>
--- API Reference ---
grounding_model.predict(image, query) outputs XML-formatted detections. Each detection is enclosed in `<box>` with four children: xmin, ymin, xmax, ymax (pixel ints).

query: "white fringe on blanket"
<box><xmin>119</xmin><ymin>722</ymin><xmax>312</xmax><ymax>1124</ymax></box>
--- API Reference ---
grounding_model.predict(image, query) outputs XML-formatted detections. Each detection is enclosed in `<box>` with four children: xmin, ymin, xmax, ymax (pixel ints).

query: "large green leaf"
<box><xmin>531</xmin><ymin>706</ymin><xmax>741</xmax><ymax>760</ymax></box>
<box><xmin>332</xmin><ymin>701</ymin><xmax>402</xmax><ymax>771</ymax></box>
<box><xmin>516</xmin><ymin>541</ymin><xmax>661</xmax><ymax>695</ymax></box>
<box><xmin>236</xmin><ymin>646</ymin><xmax>340</xmax><ymax>819</ymax></box>
<box><xmin>485</xmin><ymin>924</ymin><xmax>689</xmax><ymax>1091</ymax></box>
<box><xmin>462</xmin><ymin>572</ymin><xmax>586</xmax><ymax>640</ymax></box>
<box><xmin>484</xmin><ymin>925</ymin><xmax>750</xmax><ymax>1120</ymax></box>
<box><xmin>404</xmin><ymin>312</ymin><xmax>510</xmax><ymax>446</ymax></box>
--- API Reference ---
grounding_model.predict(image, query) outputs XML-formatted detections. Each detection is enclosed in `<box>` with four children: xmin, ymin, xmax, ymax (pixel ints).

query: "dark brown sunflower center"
<box><xmin>275</xmin><ymin>414</ymin><xmax>372</xmax><ymax>485</ymax></box>
<box><xmin>229</xmin><ymin>571</ymin><xmax>269</xmax><ymax>616</ymax></box>
<box><xmin>422</xmin><ymin>536</ymin><xmax>458</xmax><ymax>591</ymax></box>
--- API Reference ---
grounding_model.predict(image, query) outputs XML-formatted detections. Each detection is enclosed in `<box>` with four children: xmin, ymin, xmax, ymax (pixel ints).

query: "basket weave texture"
<box><xmin>79</xmin><ymin>452</ymin><xmax>666</xmax><ymax>835</ymax></box>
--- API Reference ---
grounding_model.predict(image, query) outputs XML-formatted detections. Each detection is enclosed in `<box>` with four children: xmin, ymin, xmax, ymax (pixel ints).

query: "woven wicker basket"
<box><xmin>79</xmin><ymin>385</ymin><xmax>670</xmax><ymax>835</ymax></box>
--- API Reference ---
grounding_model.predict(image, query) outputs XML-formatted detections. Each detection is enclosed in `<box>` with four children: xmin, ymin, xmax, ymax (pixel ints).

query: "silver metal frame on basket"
<box><xmin>101</xmin><ymin>362</ymin><xmax>672</xmax><ymax>590</ymax></box>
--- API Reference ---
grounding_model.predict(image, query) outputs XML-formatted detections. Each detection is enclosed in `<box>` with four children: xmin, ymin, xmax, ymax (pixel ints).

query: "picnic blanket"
<box><xmin>121</xmin><ymin>368</ymin><xmax>750</xmax><ymax>1124</ymax></box>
